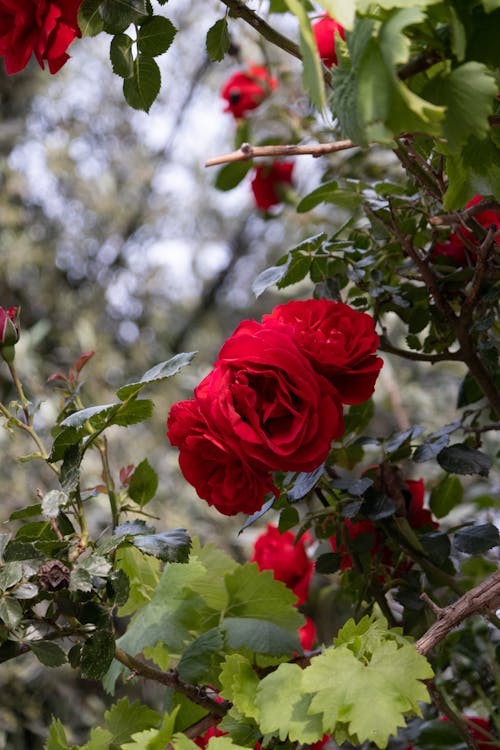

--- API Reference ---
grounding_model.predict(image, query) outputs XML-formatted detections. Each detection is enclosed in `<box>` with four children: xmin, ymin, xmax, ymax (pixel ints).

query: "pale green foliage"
<box><xmin>283</xmin><ymin>0</ymin><xmax>326</xmax><ymax>111</ymax></box>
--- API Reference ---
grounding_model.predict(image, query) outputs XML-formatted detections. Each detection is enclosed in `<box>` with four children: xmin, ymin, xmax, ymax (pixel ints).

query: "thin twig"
<box><xmin>426</xmin><ymin>680</ymin><xmax>479</xmax><ymax>750</ymax></box>
<box><xmin>219</xmin><ymin>0</ymin><xmax>301</xmax><ymax>60</ymax></box>
<box><xmin>379</xmin><ymin>333</ymin><xmax>462</xmax><ymax>364</ymax></box>
<box><xmin>205</xmin><ymin>140</ymin><xmax>356</xmax><ymax>167</ymax></box>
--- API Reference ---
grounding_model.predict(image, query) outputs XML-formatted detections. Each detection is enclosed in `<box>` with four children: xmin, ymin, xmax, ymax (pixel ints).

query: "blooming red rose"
<box><xmin>221</xmin><ymin>65</ymin><xmax>277</xmax><ymax>119</ymax></box>
<box><xmin>432</xmin><ymin>195</ymin><xmax>500</xmax><ymax>266</ymax></box>
<box><xmin>212</xmin><ymin>319</ymin><xmax>344</xmax><ymax>472</ymax></box>
<box><xmin>251</xmin><ymin>162</ymin><xmax>294</xmax><ymax>211</ymax></box>
<box><xmin>0</xmin><ymin>0</ymin><xmax>82</xmax><ymax>75</ymax></box>
<box><xmin>264</xmin><ymin>299</ymin><xmax>383</xmax><ymax>405</ymax></box>
<box><xmin>251</xmin><ymin>524</ymin><xmax>314</xmax><ymax>604</ymax></box>
<box><xmin>167</xmin><ymin>397</ymin><xmax>278</xmax><ymax>516</ymax></box>
<box><xmin>312</xmin><ymin>15</ymin><xmax>345</xmax><ymax>68</ymax></box>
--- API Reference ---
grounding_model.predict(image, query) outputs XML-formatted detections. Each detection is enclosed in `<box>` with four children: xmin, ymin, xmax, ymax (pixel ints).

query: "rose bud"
<box><xmin>0</xmin><ymin>306</ymin><xmax>20</xmax><ymax>363</ymax></box>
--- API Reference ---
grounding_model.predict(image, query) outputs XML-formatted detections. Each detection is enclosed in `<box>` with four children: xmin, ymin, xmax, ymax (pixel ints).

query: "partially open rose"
<box><xmin>251</xmin><ymin>161</ymin><xmax>294</xmax><ymax>211</ymax></box>
<box><xmin>312</xmin><ymin>14</ymin><xmax>345</xmax><ymax>68</ymax></box>
<box><xmin>221</xmin><ymin>65</ymin><xmax>277</xmax><ymax>119</ymax></box>
<box><xmin>251</xmin><ymin>524</ymin><xmax>314</xmax><ymax>604</ymax></box>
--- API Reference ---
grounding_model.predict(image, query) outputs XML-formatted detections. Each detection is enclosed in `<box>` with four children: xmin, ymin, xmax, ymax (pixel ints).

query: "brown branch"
<box><xmin>205</xmin><ymin>140</ymin><xmax>357</xmax><ymax>167</ymax></box>
<box><xmin>415</xmin><ymin>570</ymin><xmax>500</xmax><ymax>656</ymax></box>
<box><xmin>426</xmin><ymin>680</ymin><xmax>479</xmax><ymax>750</ymax></box>
<box><xmin>114</xmin><ymin>647</ymin><xmax>232</xmax><ymax>717</ymax></box>
<box><xmin>379</xmin><ymin>333</ymin><xmax>463</xmax><ymax>363</ymax></box>
<box><xmin>219</xmin><ymin>0</ymin><xmax>301</xmax><ymax>61</ymax></box>
<box><xmin>430</xmin><ymin>199</ymin><xmax>500</xmax><ymax>227</ymax></box>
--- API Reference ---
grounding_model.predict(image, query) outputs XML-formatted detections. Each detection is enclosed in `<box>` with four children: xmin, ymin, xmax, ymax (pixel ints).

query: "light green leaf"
<box><xmin>123</xmin><ymin>55</ymin><xmax>161</xmax><ymax>113</ymax></box>
<box><xmin>256</xmin><ymin>663</ymin><xmax>324</xmax><ymax>742</ymax></box>
<box><xmin>143</xmin><ymin>642</ymin><xmax>170</xmax><ymax>671</ymax></box>
<box><xmin>117</xmin><ymin>352</ymin><xmax>196</xmax><ymax>400</ymax></box>
<box><xmin>60</xmin><ymin>403</ymin><xmax>117</xmax><ymax>428</ymax></box>
<box><xmin>0</xmin><ymin>596</ymin><xmax>22</xmax><ymax>628</ymax></box>
<box><xmin>187</xmin><ymin>539</ymin><xmax>238</xmax><ymax>611</ymax></box>
<box><xmin>104</xmin><ymin>698</ymin><xmax>161</xmax><ymax>745</ymax></box>
<box><xmin>443</xmin><ymin>134</ymin><xmax>500</xmax><ymax>209</ymax></box>
<box><xmin>171</xmin><ymin>734</ymin><xmax>200</xmax><ymax>750</ymax></box>
<box><xmin>224</xmin><ymin>563</ymin><xmax>304</xmax><ymax>632</ymax></box>
<box><xmin>81</xmin><ymin>727</ymin><xmax>114</xmax><ymax>750</ymax></box>
<box><xmin>283</xmin><ymin>0</ymin><xmax>326</xmax><ymax>111</ymax></box>
<box><xmin>423</xmin><ymin>62</ymin><xmax>496</xmax><ymax>152</ymax></box>
<box><xmin>45</xmin><ymin>719</ymin><xmax>71</xmax><ymax>750</ymax></box>
<box><xmin>0</xmin><ymin>561</ymin><xmax>23</xmax><ymax>591</ymax></box>
<box><xmin>123</xmin><ymin>708</ymin><xmax>179</xmax><ymax>750</ymax></box>
<box><xmin>207</xmin><ymin>738</ymin><xmax>252</xmax><ymax>750</ymax></box>
<box><xmin>316</xmin><ymin>0</ymin><xmax>355</xmax><ymax>29</ymax></box>
<box><xmin>115</xmin><ymin>546</ymin><xmax>161</xmax><ymax>617</ymax></box>
<box><xmin>206</xmin><ymin>17</ymin><xmax>231</xmax><ymax>61</ymax></box>
<box><xmin>219</xmin><ymin>653</ymin><xmax>260</xmax><ymax>720</ymax></box>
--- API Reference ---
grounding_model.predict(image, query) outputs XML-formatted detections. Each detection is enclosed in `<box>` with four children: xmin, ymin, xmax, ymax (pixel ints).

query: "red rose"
<box><xmin>251</xmin><ymin>162</ymin><xmax>294</xmax><ymax>211</ymax></box>
<box><xmin>212</xmin><ymin>319</ymin><xmax>344</xmax><ymax>472</ymax></box>
<box><xmin>221</xmin><ymin>65</ymin><xmax>277</xmax><ymax>119</ymax></box>
<box><xmin>0</xmin><ymin>0</ymin><xmax>82</xmax><ymax>75</ymax></box>
<box><xmin>0</xmin><ymin>306</ymin><xmax>19</xmax><ymax>347</ymax></box>
<box><xmin>167</xmin><ymin>398</ymin><xmax>278</xmax><ymax>516</ymax></box>
<box><xmin>194</xmin><ymin>727</ymin><xmax>226</xmax><ymax>749</ymax></box>
<box><xmin>251</xmin><ymin>524</ymin><xmax>314</xmax><ymax>604</ymax></box>
<box><xmin>264</xmin><ymin>299</ymin><xmax>383</xmax><ymax>405</ymax></box>
<box><xmin>298</xmin><ymin>616</ymin><xmax>317</xmax><ymax>650</ymax></box>
<box><xmin>431</xmin><ymin>195</ymin><xmax>499</xmax><ymax>266</ymax></box>
<box><xmin>312</xmin><ymin>15</ymin><xmax>345</xmax><ymax>68</ymax></box>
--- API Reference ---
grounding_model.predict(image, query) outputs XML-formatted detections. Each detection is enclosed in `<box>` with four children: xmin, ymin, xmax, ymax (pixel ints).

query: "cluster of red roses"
<box><xmin>0</xmin><ymin>0</ymin><xmax>81</xmax><ymax>75</ymax></box>
<box><xmin>220</xmin><ymin>14</ymin><xmax>344</xmax><ymax>211</ymax></box>
<box><xmin>432</xmin><ymin>195</ymin><xmax>500</xmax><ymax>266</ymax></box>
<box><xmin>167</xmin><ymin>298</ymin><xmax>383</xmax><ymax>516</ymax></box>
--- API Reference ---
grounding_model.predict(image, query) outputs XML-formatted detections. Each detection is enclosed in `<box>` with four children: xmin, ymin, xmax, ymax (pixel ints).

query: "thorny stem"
<box><xmin>0</xmin><ymin>402</ymin><xmax>59</xmax><ymax>476</ymax></box>
<box><xmin>7</xmin><ymin>361</ymin><xmax>31</xmax><ymax>425</ymax></box>
<box><xmin>98</xmin><ymin>436</ymin><xmax>120</xmax><ymax>529</ymax></box>
<box><xmin>205</xmin><ymin>139</ymin><xmax>356</xmax><ymax>167</ymax></box>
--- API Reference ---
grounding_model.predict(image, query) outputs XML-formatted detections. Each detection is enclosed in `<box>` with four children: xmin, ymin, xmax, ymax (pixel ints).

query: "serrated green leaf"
<box><xmin>443</xmin><ymin>134</ymin><xmax>500</xmax><ymax>209</ymax></box>
<box><xmin>177</xmin><ymin>628</ymin><xmax>223</xmax><ymax>683</ymax></box>
<box><xmin>45</xmin><ymin>718</ymin><xmax>71</xmax><ymax>750</ymax></box>
<box><xmin>430</xmin><ymin>475</ymin><xmax>463</xmax><ymax>518</ymax></box>
<box><xmin>112</xmin><ymin>399</ymin><xmax>154</xmax><ymax>426</ymax></box>
<box><xmin>252</xmin><ymin>257</ymin><xmax>291</xmax><ymax>298</ymax></box>
<box><xmin>81</xmin><ymin>630</ymin><xmax>116</xmax><ymax>680</ymax></box>
<box><xmin>187</xmin><ymin>539</ymin><xmax>238</xmax><ymax>611</ymax></box>
<box><xmin>128</xmin><ymin>458</ymin><xmax>158</xmax><ymax>506</ymax></box>
<box><xmin>297</xmin><ymin>181</ymin><xmax>363</xmax><ymax>213</ymax></box>
<box><xmin>0</xmin><ymin>561</ymin><xmax>23</xmax><ymax>591</ymax></box>
<box><xmin>110</xmin><ymin>33</ymin><xmax>134</xmax><ymax>78</ymax></box>
<box><xmin>137</xmin><ymin>16</ymin><xmax>177</xmax><ymax>56</ymax></box>
<box><xmin>142</xmin><ymin>642</ymin><xmax>170</xmax><ymax>671</ymax></box>
<box><xmin>104</xmin><ymin>697</ymin><xmax>161</xmax><ymax>745</ymax></box>
<box><xmin>215</xmin><ymin>161</ymin><xmax>253</xmax><ymax>192</ymax></box>
<box><xmin>0</xmin><ymin>597</ymin><xmax>22</xmax><ymax>628</ymax></box>
<box><xmin>48</xmin><ymin>426</ymin><xmax>83</xmax><ymax>463</ymax></box>
<box><xmin>41</xmin><ymin>490</ymin><xmax>69</xmax><ymax>519</ymax></box>
<box><xmin>453</xmin><ymin>523</ymin><xmax>499</xmax><ymax>554</ymax></box>
<box><xmin>132</xmin><ymin>529</ymin><xmax>191</xmax><ymax>562</ymax></box>
<box><xmin>123</xmin><ymin>55</ymin><xmax>161</xmax><ymax>112</ymax></box>
<box><xmin>222</xmin><ymin>617</ymin><xmax>300</xmax><ymax>656</ymax></box>
<box><xmin>101</xmin><ymin>0</ymin><xmax>148</xmax><ymax>34</ymax></box>
<box><xmin>219</xmin><ymin>653</ymin><xmax>260</xmax><ymax>720</ymax></box>
<box><xmin>29</xmin><ymin>640</ymin><xmax>67</xmax><ymax>667</ymax></box>
<box><xmin>78</xmin><ymin>0</ymin><xmax>104</xmax><ymax>37</ymax></box>
<box><xmin>256</xmin><ymin>663</ymin><xmax>324</xmax><ymax>742</ymax></box>
<box><xmin>116</xmin><ymin>546</ymin><xmax>161</xmax><ymax>617</ymax></box>
<box><xmin>206</xmin><ymin>17</ymin><xmax>230</xmax><ymax>62</ymax></box>
<box><xmin>437</xmin><ymin>443</ymin><xmax>492</xmax><ymax>476</ymax></box>
<box><xmin>283</xmin><ymin>0</ymin><xmax>326</xmax><ymax>111</ymax></box>
<box><xmin>423</xmin><ymin>62</ymin><xmax>496</xmax><ymax>152</ymax></box>
<box><xmin>117</xmin><ymin>352</ymin><xmax>196</xmax><ymax>400</ymax></box>
<box><xmin>122</xmin><ymin>708</ymin><xmax>180</xmax><ymax>750</ymax></box>
<box><xmin>60</xmin><ymin>403</ymin><xmax>118</xmax><ymax>428</ymax></box>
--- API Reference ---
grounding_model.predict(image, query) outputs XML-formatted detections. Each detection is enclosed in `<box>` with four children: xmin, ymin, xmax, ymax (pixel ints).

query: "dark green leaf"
<box><xmin>106</xmin><ymin>569</ymin><xmax>130</xmax><ymax>606</ymax></box>
<box><xmin>222</xmin><ymin>617</ymin><xmax>300</xmax><ymax>656</ymax></box>
<box><xmin>297</xmin><ymin>181</ymin><xmax>363</xmax><ymax>213</ymax></box>
<box><xmin>453</xmin><ymin>523</ymin><xmax>499</xmax><ymax>554</ymax></box>
<box><xmin>177</xmin><ymin>628</ymin><xmax>224</xmax><ymax>682</ymax></box>
<box><xmin>128</xmin><ymin>458</ymin><xmax>158</xmax><ymax>506</ymax></box>
<box><xmin>437</xmin><ymin>444</ymin><xmax>492</xmax><ymax>476</ymax></box>
<box><xmin>278</xmin><ymin>505</ymin><xmax>300</xmax><ymax>534</ymax></box>
<box><xmin>288</xmin><ymin>464</ymin><xmax>325</xmax><ymax>502</ymax></box>
<box><xmin>206</xmin><ymin>17</ymin><xmax>230</xmax><ymax>62</ymax></box>
<box><xmin>101</xmin><ymin>0</ymin><xmax>148</xmax><ymax>34</ymax></box>
<box><xmin>78</xmin><ymin>0</ymin><xmax>104</xmax><ymax>37</ymax></box>
<box><xmin>3</xmin><ymin>541</ymin><xmax>43</xmax><ymax>562</ymax></box>
<box><xmin>117</xmin><ymin>352</ymin><xmax>196</xmax><ymax>400</ymax></box>
<box><xmin>0</xmin><ymin>597</ymin><xmax>22</xmax><ymax>628</ymax></box>
<box><xmin>457</xmin><ymin>373</ymin><xmax>484</xmax><ymax>407</ymax></box>
<box><xmin>110</xmin><ymin>33</ymin><xmax>134</xmax><ymax>78</ymax></box>
<box><xmin>215</xmin><ymin>160</ymin><xmax>253</xmax><ymax>192</ymax></box>
<box><xmin>430</xmin><ymin>475</ymin><xmax>463</xmax><ymax>519</ymax></box>
<box><xmin>114</xmin><ymin>520</ymin><xmax>155</xmax><ymax>536</ymax></box>
<box><xmin>48</xmin><ymin>426</ymin><xmax>83</xmax><ymax>463</ymax></box>
<box><xmin>29</xmin><ymin>640</ymin><xmax>66</xmax><ymax>667</ymax></box>
<box><xmin>252</xmin><ymin>258</ymin><xmax>291</xmax><ymax>298</ymax></box>
<box><xmin>361</xmin><ymin>490</ymin><xmax>396</xmax><ymax>520</ymax></box>
<box><xmin>112</xmin><ymin>399</ymin><xmax>154</xmax><ymax>426</ymax></box>
<box><xmin>315</xmin><ymin>552</ymin><xmax>342</xmax><ymax>574</ymax></box>
<box><xmin>60</xmin><ymin>403</ymin><xmax>117</xmax><ymax>428</ymax></box>
<box><xmin>9</xmin><ymin>505</ymin><xmax>42</xmax><ymax>521</ymax></box>
<box><xmin>413</xmin><ymin>434</ymin><xmax>450</xmax><ymax>463</ymax></box>
<box><xmin>137</xmin><ymin>15</ymin><xmax>177</xmax><ymax>56</ymax></box>
<box><xmin>123</xmin><ymin>55</ymin><xmax>161</xmax><ymax>113</ymax></box>
<box><xmin>0</xmin><ymin>562</ymin><xmax>23</xmax><ymax>591</ymax></box>
<box><xmin>68</xmin><ymin>644</ymin><xmax>82</xmax><ymax>669</ymax></box>
<box><xmin>132</xmin><ymin>529</ymin><xmax>191</xmax><ymax>562</ymax></box>
<box><xmin>81</xmin><ymin>630</ymin><xmax>116</xmax><ymax>680</ymax></box>
<box><xmin>60</xmin><ymin>444</ymin><xmax>81</xmax><ymax>493</ymax></box>
<box><xmin>420</xmin><ymin>532</ymin><xmax>451</xmax><ymax>566</ymax></box>
<box><xmin>330</xmin><ymin>477</ymin><xmax>373</xmax><ymax>496</ymax></box>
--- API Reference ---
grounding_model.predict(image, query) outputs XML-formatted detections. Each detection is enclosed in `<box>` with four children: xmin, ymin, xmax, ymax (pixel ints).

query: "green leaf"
<box><xmin>142</xmin><ymin>642</ymin><xmax>170</xmax><ymax>671</ymax></box>
<box><xmin>0</xmin><ymin>561</ymin><xmax>23</xmax><ymax>591</ymax></box>
<box><xmin>41</xmin><ymin>490</ymin><xmax>69</xmax><ymax>519</ymax></box>
<box><xmin>443</xmin><ymin>134</ymin><xmax>500</xmax><ymax>209</ymax></box>
<box><xmin>112</xmin><ymin>399</ymin><xmax>154</xmax><ymax>426</ymax></box>
<box><xmin>413</xmin><ymin>434</ymin><xmax>450</xmax><ymax>462</ymax></box>
<box><xmin>101</xmin><ymin>0</ymin><xmax>148</xmax><ymax>34</ymax></box>
<box><xmin>45</xmin><ymin>718</ymin><xmax>71</xmax><ymax>750</ymax></box>
<box><xmin>256</xmin><ymin>663</ymin><xmax>324</xmax><ymax>742</ymax></box>
<box><xmin>423</xmin><ymin>62</ymin><xmax>496</xmax><ymax>152</ymax></box>
<box><xmin>453</xmin><ymin>523</ymin><xmax>499</xmax><ymax>554</ymax></box>
<box><xmin>137</xmin><ymin>16</ymin><xmax>177</xmax><ymax>56</ymax></box>
<box><xmin>110</xmin><ymin>33</ymin><xmax>134</xmax><ymax>78</ymax></box>
<box><xmin>48</xmin><ymin>426</ymin><xmax>83</xmax><ymax>463</ymax></box>
<box><xmin>177</xmin><ymin>628</ymin><xmax>224</xmax><ymax>683</ymax></box>
<box><xmin>78</xmin><ymin>0</ymin><xmax>104</xmax><ymax>37</ymax></box>
<box><xmin>29</xmin><ymin>640</ymin><xmax>67</xmax><ymax>667</ymax></box>
<box><xmin>315</xmin><ymin>552</ymin><xmax>342</xmax><ymax>574</ymax></box>
<box><xmin>219</xmin><ymin>653</ymin><xmax>260</xmax><ymax>720</ymax></box>
<box><xmin>252</xmin><ymin>258</ymin><xmax>291</xmax><ymax>298</ymax></box>
<box><xmin>206</xmin><ymin>17</ymin><xmax>231</xmax><ymax>62</ymax></box>
<box><xmin>283</xmin><ymin>0</ymin><xmax>326</xmax><ymax>111</ymax></box>
<box><xmin>60</xmin><ymin>403</ymin><xmax>118</xmax><ymax>428</ymax></box>
<box><xmin>132</xmin><ymin>529</ymin><xmax>191</xmax><ymax>562</ymax></box>
<box><xmin>81</xmin><ymin>630</ymin><xmax>116</xmax><ymax>680</ymax></box>
<box><xmin>116</xmin><ymin>546</ymin><xmax>160</xmax><ymax>617</ymax></box>
<box><xmin>122</xmin><ymin>709</ymin><xmax>179</xmax><ymax>750</ymax></box>
<box><xmin>104</xmin><ymin>697</ymin><xmax>161</xmax><ymax>745</ymax></box>
<box><xmin>117</xmin><ymin>352</ymin><xmax>196</xmax><ymax>400</ymax></box>
<box><xmin>123</xmin><ymin>55</ymin><xmax>161</xmax><ymax>112</ymax></box>
<box><xmin>215</xmin><ymin>161</ymin><xmax>253</xmax><ymax>192</ymax></box>
<box><xmin>0</xmin><ymin>597</ymin><xmax>22</xmax><ymax>628</ymax></box>
<box><xmin>430</xmin><ymin>475</ymin><xmax>463</xmax><ymax>519</ymax></box>
<box><xmin>128</xmin><ymin>458</ymin><xmax>158</xmax><ymax>506</ymax></box>
<box><xmin>288</xmin><ymin>464</ymin><xmax>325</xmax><ymax>502</ymax></box>
<box><xmin>437</xmin><ymin>444</ymin><xmax>492</xmax><ymax>477</ymax></box>
<box><xmin>316</xmin><ymin>0</ymin><xmax>355</xmax><ymax>29</ymax></box>
<box><xmin>297</xmin><ymin>181</ymin><xmax>363</xmax><ymax>213</ymax></box>
<box><xmin>222</xmin><ymin>617</ymin><xmax>300</xmax><ymax>656</ymax></box>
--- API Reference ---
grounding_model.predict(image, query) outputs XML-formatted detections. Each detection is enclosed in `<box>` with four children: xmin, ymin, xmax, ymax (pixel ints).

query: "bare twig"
<box><xmin>219</xmin><ymin>0</ymin><xmax>301</xmax><ymax>60</ymax></box>
<box><xmin>416</xmin><ymin>570</ymin><xmax>500</xmax><ymax>656</ymax></box>
<box><xmin>205</xmin><ymin>139</ymin><xmax>356</xmax><ymax>167</ymax></box>
<box><xmin>379</xmin><ymin>333</ymin><xmax>463</xmax><ymax>364</ymax></box>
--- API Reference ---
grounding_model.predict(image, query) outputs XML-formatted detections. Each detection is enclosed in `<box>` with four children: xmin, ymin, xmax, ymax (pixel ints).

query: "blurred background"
<box><xmin>0</xmin><ymin>1</ymin><xmax>496</xmax><ymax>747</ymax></box>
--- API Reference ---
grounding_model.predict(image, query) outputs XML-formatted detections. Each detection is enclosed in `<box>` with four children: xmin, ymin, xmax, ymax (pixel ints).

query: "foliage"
<box><xmin>0</xmin><ymin>1</ymin><xmax>498</xmax><ymax>750</ymax></box>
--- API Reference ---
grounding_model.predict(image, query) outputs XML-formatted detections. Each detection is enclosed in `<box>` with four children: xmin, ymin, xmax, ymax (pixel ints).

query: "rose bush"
<box><xmin>220</xmin><ymin>65</ymin><xmax>278</xmax><ymax>119</ymax></box>
<box><xmin>312</xmin><ymin>14</ymin><xmax>345</xmax><ymax>68</ymax></box>
<box><xmin>432</xmin><ymin>195</ymin><xmax>500</xmax><ymax>266</ymax></box>
<box><xmin>264</xmin><ymin>299</ymin><xmax>383</xmax><ymax>404</ymax></box>
<box><xmin>250</xmin><ymin>161</ymin><xmax>294</xmax><ymax>210</ymax></box>
<box><xmin>0</xmin><ymin>0</ymin><xmax>81</xmax><ymax>74</ymax></box>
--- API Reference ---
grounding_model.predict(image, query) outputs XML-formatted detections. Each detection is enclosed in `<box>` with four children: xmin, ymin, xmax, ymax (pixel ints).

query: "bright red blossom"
<box><xmin>0</xmin><ymin>0</ymin><xmax>82</xmax><ymax>75</ymax></box>
<box><xmin>298</xmin><ymin>616</ymin><xmax>317</xmax><ymax>650</ymax></box>
<box><xmin>264</xmin><ymin>299</ymin><xmax>383</xmax><ymax>405</ymax></box>
<box><xmin>0</xmin><ymin>306</ymin><xmax>19</xmax><ymax>347</ymax></box>
<box><xmin>221</xmin><ymin>65</ymin><xmax>277</xmax><ymax>119</ymax></box>
<box><xmin>251</xmin><ymin>524</ymin><xmax>314</xmax><ymax>604</ymax></box>
<box><xmin>251</xmin><ymin>162</ymin><xmax>294</xmax><ymax>210</ymax></box>
<box><xmin>312</xmin><ymin>15</ymin><xmax>345</xmax><ymax>68</ymax></box>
